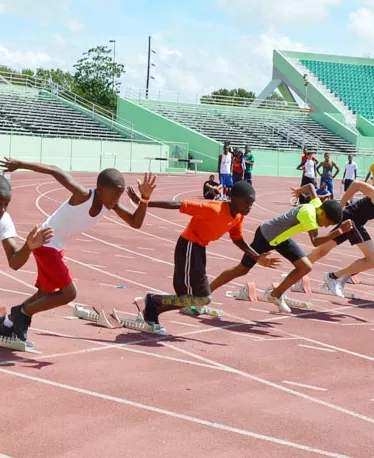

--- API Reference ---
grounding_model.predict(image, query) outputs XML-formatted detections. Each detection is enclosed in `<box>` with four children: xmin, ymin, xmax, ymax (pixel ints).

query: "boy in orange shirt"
<box><xmin>127</xmin><ymin>181</ymin><xmax>280</xmax><ymax>332</ymax></box>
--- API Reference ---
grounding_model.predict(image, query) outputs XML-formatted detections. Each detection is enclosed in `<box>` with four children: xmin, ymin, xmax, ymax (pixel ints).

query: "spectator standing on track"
<box><xmin>218</xmin><ymin>145</ymin><xmax>233</xmax><ymax>199</ymax></box>
<box><xmin>364</xmin><ymin>162</ymin><xmax>374</xmax><ymax>185</ymax></box>
<box><xmin>0</xmin><ymin>158</ymin><xmax>156</xmax><ymax>344</ymax></box>
<box><xmin>296</xmin><ymin>150</ymin><xmax>317</xmax><ymax>204</ymax></box>
<box><xmin>342</xmin><ymin>155</ymin><xmax>357</xmax><ymax>204</ymax></box>
<box><xmin>244</xmin><ymin>145</ymin><xmax>255</xmax><ymax>185</ymax></box>
<box><xmin>203</xmin><ymin>174</ymin><xmax>222</xmax><ymax>200</ymax></box>
<box><xmin>317</xmin><ymin>153</ymin><xmax>340</xmax><ymax>199</ymax></box>
<box><xmin>232</xmin><ymin>149</ymin><xmax>245</xmax><ymax>184</ymax></box>
<box><xmin>0</xmin><ymin>174</ymin><xmax>52</xmax><ymax>272</ymax></box>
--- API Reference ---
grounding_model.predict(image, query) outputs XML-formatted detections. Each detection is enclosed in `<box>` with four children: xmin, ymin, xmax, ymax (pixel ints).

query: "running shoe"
<box><xmin>0</xmin><ymin>315</ymin><xmax>14</xmax><ymax>338</ymax></box>
<box><xmin>265</xmin><ymin>288</ymin><xmax>291</xmax><ymax>313</ymax></box>
<box><xmin>323</xmin><ymin>273</ymin><xmax>345</xmax><ymax>298</ymax></box>
<box><xmin>10</xmin><ymin>305</ymin><xmax>31</xmax><ymax>342</ymax></box>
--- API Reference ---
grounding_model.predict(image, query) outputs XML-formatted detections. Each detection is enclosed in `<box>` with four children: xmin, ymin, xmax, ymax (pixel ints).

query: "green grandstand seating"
<box><xmin>301</xmin><ymin>59</ymin><xmax>374</xmax><ymax>121</ymax></box>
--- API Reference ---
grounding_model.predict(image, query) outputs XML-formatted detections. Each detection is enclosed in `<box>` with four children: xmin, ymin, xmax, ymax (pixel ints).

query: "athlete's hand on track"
<box><xmin>290</xmin><ymin>187</ymin><xmax>301</xmax><ymax>198</ymax></box>
<box><xmin>0</xmin><ymin>157</ymin><xmax>21</xmax><ymax>172</ymax></box>
<box><xmin>340</xmin><ymin>219</ymin><xmax>353</xmax><ymax>233</ymax></box>
<box><xmin>126</xmin><ymin>186</ymin><xmax>141</xmax><ymax>205</ymax></box>
<box><xmin>257</xmin><ymin>253</ymin><xmax>282</xmax><ymax>269</ymax></box>
<box><xmin>26</xmin><ymin>226</ymin><xmax>54</xmax><ymax>250</ymax></box>
<box><xmin>137</xmin><ymin>173</ymin><xmax>157</xmax><ymax>200</ymax></box>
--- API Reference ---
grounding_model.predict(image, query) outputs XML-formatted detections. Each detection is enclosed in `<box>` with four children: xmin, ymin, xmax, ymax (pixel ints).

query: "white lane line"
<box><xmin>169</xmin><ymin>321</ymin><xmax>201</xmax><ymax>328</ymax></box>
<box><xmin>256</xmin><ymin>337</ymin><xmax>299</xmax><ymax>342</ymax></box>
<box><xmin>75</xmin><ymin>239</ymin><xmax>92</xmax><ymax>243</ymax></box>
<box><xmin>162</xmin><ymin>343</ymin><xmax>374</xmax><ymax>425</ymax></box>
<box><xmin>114</xmin><ymin>255</ymin><xmax>134</xmax><ymax>259</ymax></box>
<box><xmin>99</xmin><ymin>283</ymin><xmax>120</xmax><ymax>289</ymax></box>
<box><xmin>232</xmin><ymin>332</ymin><xmax>260</xmax><ymax>340</ymax></box>
<box><xmin>282</xmin><ymin>381</ymin><xmax>328</xmax><ymax>392</ymax></box>
<box><xmin>18</xmin><ymin>269</ymin><xmax>36</xmax><ymax>275</ymax></box>
<box><xmin>0</xmin><ymin>288</ymin><xmax>29</xmax><ymax>296</ymax></box>
<box><xmin>299</xmin><ymin>345</ymin><xmax>336</xmax><ymax>353</ymax></box>
<box><xmin>341</xmin><ymin>323</ymin><xmax>373</xmax><ymax>326</ymax></box>
<box><xmin>0</xmin><ymin>368</ymin><xmax>351</xmax><ymax>458</ymax></box>
<box><xmin>88</xmin><ymin>264</ymin><xmax>106</xmax><ymax>268</ymax></box>
<box><xmin>81</xmin><ymin>250</ymin><xmax>99</xmax><ymax>254</ymax></box>
<box><xmin>136</xmin><ymin>247</ymin><xmax>154</xmax><ymax>251</ymax></box>
<box><xmin>249</xmin><ymin>308</ymin><xmax>268</xmax><ymax>313</ymax></box>
<box><xmin>126</xmin><ymin>270</ymin><xmax>147</xmax><ymax>275</ymax></box>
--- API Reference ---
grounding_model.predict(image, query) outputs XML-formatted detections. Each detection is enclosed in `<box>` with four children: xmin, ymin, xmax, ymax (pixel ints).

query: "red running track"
<box><xmin>0</xmin><ymin>172</ymin><xmax>374</xmax><ymax>458</ymax></box>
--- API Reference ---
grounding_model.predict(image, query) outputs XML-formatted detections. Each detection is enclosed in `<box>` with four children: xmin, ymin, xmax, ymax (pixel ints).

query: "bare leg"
<box><xmin>333</xmin><ymin>240</ymin><xmax>374</xmax><ymax>278</ymax></box>
<box><xmin>271</xmin><ymin>257</ymin><xmax>312</xmax><ymax>298</ymax></box>
<box><xmin>22</xmin><ymin>283</ymin><xmax>77</xmax><ymax>316</ymax></box>
<box><xmin>307</xmin><ymin>240</ymin><xmax>337</xmax><ymax>264</ymax></box>
<box><xmin>210</xmin><ymin>263</ymin><xmax>250</xmax><ymax>293</ymax></box>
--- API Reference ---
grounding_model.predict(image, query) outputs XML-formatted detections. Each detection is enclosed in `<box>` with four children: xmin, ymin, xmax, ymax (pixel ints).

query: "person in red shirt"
<box><xmin>301</xmin><ymin>147</ymin><xmax>318</xmax><ymax>164</ymax></box>
<box><xmin>127</xmin><ymin>181</ymin><xmax>280</xmax><ymax>332</ymax></box>
<box><xmin>232</xmin><ymin>149</ymin><xmax>245</xmax><ymax>184</ymax></box>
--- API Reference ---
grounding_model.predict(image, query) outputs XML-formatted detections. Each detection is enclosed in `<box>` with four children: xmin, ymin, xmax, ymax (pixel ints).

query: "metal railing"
<box><xmin>0</xmin><ymin>71</ymin><xmax>167</xmax><ymax>146</ymax></box>
<box><xmin>124</xmin><ymin>86</ymin><xmax>302</xmax><ymax>111</ymax></box>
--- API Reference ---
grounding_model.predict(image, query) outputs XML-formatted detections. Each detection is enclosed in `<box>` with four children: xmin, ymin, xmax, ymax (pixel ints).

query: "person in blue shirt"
<box><xmin>316</xmin><ymin>181</ymin><xmax>332</xmax><ymax>201</ymax></box>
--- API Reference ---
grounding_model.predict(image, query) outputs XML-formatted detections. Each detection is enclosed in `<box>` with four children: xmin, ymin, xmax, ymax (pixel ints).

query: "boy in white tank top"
<box><xmin>0</xmin><ymin>158</ymin><xmax>156</xmax><ymax>343</ymax></box>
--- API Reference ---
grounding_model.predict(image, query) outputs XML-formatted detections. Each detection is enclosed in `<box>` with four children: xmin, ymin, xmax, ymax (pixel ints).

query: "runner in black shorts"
<box><xmin>307</xmin><ymin>180</ymin><xmax>374</xmax><ymax>298</ymax></box>
<box><xmin>210</xmin><ymin>183</ymin><xmax>351</xmax><ymax>313</ymax></box>
<box><xmin>126</xmin><ymin>181</ymin><xmax>280</xmax><ymax>328</ymax></box>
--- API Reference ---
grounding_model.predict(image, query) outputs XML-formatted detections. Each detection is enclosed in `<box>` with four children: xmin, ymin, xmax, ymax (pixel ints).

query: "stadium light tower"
<box><xmin>146</xmin><ymin>36</ymin><xmax>156</xmax><ymax>99</ymax></box>
<box><xmin>303</xmin><ymin>74</ymin><xmax>309</xmax><ymax>109</ymax></box>
<box><xmin>109</xmin><ymin>39</ymin><xmax>116</xmax><ymax>90</ymax></box>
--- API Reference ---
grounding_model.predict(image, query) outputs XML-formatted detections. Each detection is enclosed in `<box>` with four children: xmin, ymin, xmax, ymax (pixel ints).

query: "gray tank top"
<box><xmin>321</xmin><ymin>162</ymin><xmax>333</xmax><ymax>179</ymax></box>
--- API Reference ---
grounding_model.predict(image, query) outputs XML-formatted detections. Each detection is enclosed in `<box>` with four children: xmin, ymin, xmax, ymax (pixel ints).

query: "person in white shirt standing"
<box><xmin>218</xmin><ymin>145</ymin><xmax>233</xmax><ymax>199</ymax></box>
<box><xmin>342</xmin><ymin>155</ymin><xmax>358</xmax><ymax>193</ymax></box>
<box><xmin>0</xmin><ymin>158</ymin><xmax>156</xmax><ymax>344</ymax></box>
<box><xmin>296</xmin><ymin>151</ymin><xmax>317</xmax><ymax>204</ymax></box>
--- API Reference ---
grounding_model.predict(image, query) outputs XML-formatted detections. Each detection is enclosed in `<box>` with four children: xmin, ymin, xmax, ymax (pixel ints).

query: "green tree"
<box><xmin>73</xmin><ymin>45</ymin><xmax>125</xmax><ymax>112</ymax></box>
<box><xmin>201</xmin><ymin>88</ymin><xmax>256</xmax><ymax>106</ymax></box>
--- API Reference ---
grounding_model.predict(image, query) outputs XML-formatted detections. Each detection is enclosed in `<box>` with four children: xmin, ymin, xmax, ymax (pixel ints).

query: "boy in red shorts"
<box><xmin>0</xmin><ymin>158</ymin><xmax>156</xmax><ymax>343</ymax></box>
<box><xmin>127</xmin><ymin>181</ymin><xmax>281</xmax><ymax>332</ymax></box>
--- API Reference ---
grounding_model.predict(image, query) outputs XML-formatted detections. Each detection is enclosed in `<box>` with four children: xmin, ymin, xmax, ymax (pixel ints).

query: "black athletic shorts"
<box><xmin>334</xmin><ymin>220</ymin><xmax>371</xmax><ymax>246</ymax></box>
<box><xmin>173</xmin><ymin>236</ymin><xmax>211</xmax><ymax>297</ymax></box>
<box><xmin>344</xmin><ymin>179</ymin><xmax>354</xmax><ymax>192</ymax></box>
<box><xmin>241</xmin><ymin>227</ymin><xmax>305</xmax><ymax>269</ymax></box>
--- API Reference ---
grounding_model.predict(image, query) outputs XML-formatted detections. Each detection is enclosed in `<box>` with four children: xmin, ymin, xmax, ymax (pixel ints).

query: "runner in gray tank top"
<box><xmin>317</xmin><ymin>153</ymin><xmax>340</xmax><ymax>199</ymax></box>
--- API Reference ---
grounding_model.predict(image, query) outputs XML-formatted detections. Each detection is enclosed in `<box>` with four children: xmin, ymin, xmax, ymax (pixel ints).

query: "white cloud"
<box><xmin>159</xmin><ymin>46</ymin><xmax>182</xmax><ymax>61</ymax></box>
<box><xmin>0</xmin><ymin>3</ymin><xmax>9</xmax><ymax>14</ymax></box>
<box><xmin>52</xmin><ymin>33</ymin><xmax>67</xmax><ymax>47</ymax></box>
<box><xmin>218</xmin><ymin>0</ymin><xmax>341</xmax><ymax>26</ymax></box>
<box><xmin>67</xmin><ymin>18</ymin><xmax>84</xmax><ymax>32</ymax></box>
<box><xmin>348</xmin><ymin>7</ymin><xmax>374</xmax><ymax>43</ymax></box>
<box><xmin>0</xmin><ymin>44</ymin><xmax>55</xmax><ymax>68</ymax></box>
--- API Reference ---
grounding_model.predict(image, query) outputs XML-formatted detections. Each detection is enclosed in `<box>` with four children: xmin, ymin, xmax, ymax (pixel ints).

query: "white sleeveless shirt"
<box><xmin>41</xmin><ymin>189</ymin><xmax>108</xmax><ymax>251</ymax></box>
<box><xmin>304</xmin><ymin>159</ymin><xmax>316</xmax><ymax>179</ymax></box>
<box><xmin>220</xmin><ymin>153</ymin><xmax>232</xmax><ymax>175</ymax></box>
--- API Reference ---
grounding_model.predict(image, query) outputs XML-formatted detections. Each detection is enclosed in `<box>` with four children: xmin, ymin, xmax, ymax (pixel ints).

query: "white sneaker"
<box><xmin>265</xmin><ymin>288</ymin><xmax>291</xmax><ymax>313</ymax></box>
<box><xmin>323</xmin><ymin>273</ymin><xmax>345</xmax><ymax>298</ymax></box>
<box><xmin>339</xmin><ymin>276</ymin><xmax>350</xmax><ymax>289</ymax></box>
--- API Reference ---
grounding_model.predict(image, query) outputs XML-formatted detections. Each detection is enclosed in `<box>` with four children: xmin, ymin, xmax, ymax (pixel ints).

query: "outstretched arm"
<box><xmin>0</xmin><ymin>158</ymin><xmax>88</xmax><ymax>200</ymax></box>
<box><xmin>308</xmin><ymin>220</ymin><xmax>353</xmax><ymax>247</ymax></box>
<box><xmin>291</xmin><ymin>183</ymin><xmax>318</xmax><ymax>201</ymax></box>
<box><xmin>232</xmin><ymin>238</ymin><xmax>282</xmax><ymax>268</ymax></box>
<box><xmin>114</xmin><ymin>173</ymin><xmax>156</xmax><ymax>228</ymax></box>
<box><xmin>127</xmin><ymin>186</ymin><xmax>182</xmax><ymax>209</ymax></box>
<box><xmin>340</xmin><ymin>180</ymin><xmax>374</xmax><ymax>207</ymax></box>
<box><xmin>2</xmin><ymin>226</ymin><xmax>53</xmax><ymax>270</ymax></box>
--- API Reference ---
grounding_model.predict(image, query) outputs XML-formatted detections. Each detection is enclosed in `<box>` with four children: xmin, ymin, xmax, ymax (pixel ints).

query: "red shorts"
<box><xmin>33</xmin><ymin>246</ymin><xmax>73</xmax><ymax>293</ymax></box>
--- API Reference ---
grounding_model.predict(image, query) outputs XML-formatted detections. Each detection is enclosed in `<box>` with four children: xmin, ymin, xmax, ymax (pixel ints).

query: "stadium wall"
<box><xmin>0</xmin><ymin>134</ymin><xmax>169</xmax><ymax>173</ymax></box>
<box><xmin>117</xmin><ymin>98</ymin><xmax>221</xmax><ymax>171</ymax></box>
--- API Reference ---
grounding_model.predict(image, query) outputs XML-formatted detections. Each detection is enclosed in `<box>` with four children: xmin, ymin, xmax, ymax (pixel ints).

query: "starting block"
<box><xmin>0</xmin><ymin>335</ymin><xmax>40</xmax><ymax>353</ymax></box>
<box><xmin>111</xmin><ymin>299</ymin><xmax>168</xmax><ymax>336</ymax></box>
<box><xmin>341</xmin><ymin>274</ymin><xmax>374</xmax><ymax>288</ymax></box>
<box><xmin>228</xmin><ymin>281</ymin><xmax>313</xmax><ymax>311</ymax></box>
<box><xmin>69</xmin><ymin>305</ymin><xmax>117</xmax><ymax>329</ymax></box>
<box><xmin>287</xmin><ymin>274</ymin><xmax>358</xmax><ymax>299</ymax></box>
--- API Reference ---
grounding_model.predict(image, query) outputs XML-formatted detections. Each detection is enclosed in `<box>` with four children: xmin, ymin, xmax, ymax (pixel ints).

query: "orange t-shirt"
<box><xmin>180</xmin><ymin>200</ymin><xmax>244</xmax><ymax>246</ymax></box>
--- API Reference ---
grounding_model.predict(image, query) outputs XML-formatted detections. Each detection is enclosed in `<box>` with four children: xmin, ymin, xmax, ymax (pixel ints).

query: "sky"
<box><xmin>1</xmin><ymin>0</ymin><xmax>374</xmax><ymax>100</ymax></box>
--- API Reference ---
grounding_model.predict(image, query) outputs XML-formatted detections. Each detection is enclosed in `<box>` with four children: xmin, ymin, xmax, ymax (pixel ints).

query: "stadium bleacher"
<box><xmin>136</xmin><ymin>99</ymin><xmax>354</xmax><ymax>153</ymax></box>
<box><xmin>300</xmin><ymin>59</ymin><xmax>374</xmax><ymax>122</ymax></box>
<box><xmin>0</xmin><ymin>86</ymin><xmax>124</xmax><ymax>140</ymax></box>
